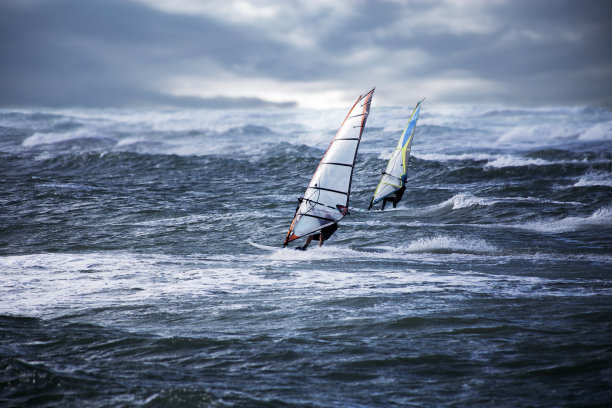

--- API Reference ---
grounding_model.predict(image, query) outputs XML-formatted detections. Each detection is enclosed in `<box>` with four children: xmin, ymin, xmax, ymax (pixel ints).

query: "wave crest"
<box><xmin>420</xmin><ymin>193</ymin><xmax>492</xmax><ymax>214</ymax></box>
<box><xmin>574</xmin><ymin>172</ymin><xmax>612</xmax><ymax>187</ymax></box>
<box><xmin>522</xmin><ymin>206</ymin><xmax>612</xmax><ymax>233</ymax></box>
<box><xmin>579</xmin><ymin>121</ymin><xmax>612</xmax><ymax>141</ymax></box>
<box><xmin>403</xmin><ymin>236</ymin><xmax>497</xmax><ymax>254</ymax></box>
<box><xmin>22</xmin><ymin>130</ymin><xmax>113</xmax><ymax>147</ymax></box>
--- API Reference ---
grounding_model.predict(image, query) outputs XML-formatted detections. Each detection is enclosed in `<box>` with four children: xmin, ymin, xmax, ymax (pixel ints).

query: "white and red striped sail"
<box><xmin>283</xmin><ymin>88</ymin><xmax>375</xmax><ymax>246</ymax></box>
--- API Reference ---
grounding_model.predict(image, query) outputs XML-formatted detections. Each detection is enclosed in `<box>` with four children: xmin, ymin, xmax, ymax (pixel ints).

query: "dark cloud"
<box><xmin>0</xmin><ymin>0</ymin><xmax>297</xmax><ymax>108</ymax></box>
<box><xmin>316</xmin><ymin>0</ymin><xmax>612</xmax><ymax>106</ymax></box>
<box><xmin>0</xmin><ymin>0</ymin><xmax>611</xmax><ymax>108</ymax></box>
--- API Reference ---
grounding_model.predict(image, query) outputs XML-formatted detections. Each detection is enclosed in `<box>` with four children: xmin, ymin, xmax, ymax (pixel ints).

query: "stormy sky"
<box><xmin>1</xmin><ymin>0</ymin><xmax>611</xmax><ymax>109</ymax></box>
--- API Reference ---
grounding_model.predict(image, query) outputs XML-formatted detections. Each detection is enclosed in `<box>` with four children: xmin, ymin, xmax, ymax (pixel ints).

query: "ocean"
<box><xmin>1</xmin><ymin>103</ymin><xmax>611</xmax><ymax>407</ymax></box>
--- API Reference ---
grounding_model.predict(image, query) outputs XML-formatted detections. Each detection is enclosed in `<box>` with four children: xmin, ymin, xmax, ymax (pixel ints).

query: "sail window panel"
<box><xmin>373</xmin><ymin>182</ymin><xmax>397</xmax><ymax>202</ymax></box>
<box><xmin>293</xmin><ymin>209</ymin><xmax>341</xmax><ymax>237</ymax></box>
<box><xmin>383</xmin><ymin>173</ymin><xmax>400</xmax><ymax>185</ymax></box>
<box><xmin>310</xmin><ymin>164</ymin><xmax>352</xmax><ymax>191</ymax></box>
<box><xmin>304</xmin><ymin>187</ymin><xmax>342</xmax><ymax>203</ymax></box>
<box><xmin>384</xmin><ymin>150</ymin><xmax>402</xmax><ymax>173</ymax></box>
<box><xmin>317</xmin><ymin>190</ymin><xmax>347</xmax><ymax>208</ymax></box>
<box><xmin>303</xmin><ymin>187</ymin><xmax>346</xmax><ymax>207</ymax></box>
<box><xmin>309</xmin><ymin>206</ymin><xmax>342</xmax><ymax>222</ymax></box>
<box><xmin>310</xmin><ymin>164</ymin><xmax>352</xmax><ymax>195</ymax></box>
<box><xmin>387</xmin><ymin>151</ymin><xmax>405</xmax><ymax>179</ymax></box>
<box><xmin>296</xmin><ymin>198</ymin><xmax>316</xmax><ymax>214</ymax></box>
<box><xmin>325</xmin><ymin>139</ymin><xmax>359</xmax><ymax>165</ymax></box>
<box><xmin>297</xmin><ymin>203</ymin><xmax>339</xmax><ymax>221</ymax></box>
<box><xmin>293</xmin><ymin>215</ymin><xmax>329</xmax><ymax>237</ymax></box>
<box><xmin>335</xmin><ymin>115</ymin><xmax>362</xmax><ymax>140</ymax></box>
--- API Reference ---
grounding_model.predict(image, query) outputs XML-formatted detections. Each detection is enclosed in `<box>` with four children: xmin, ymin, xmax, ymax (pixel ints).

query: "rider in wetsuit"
<box><xmin>381</xmin><ymin>183</ymin><xmax>406</xmax><ymax>210</ymax></box>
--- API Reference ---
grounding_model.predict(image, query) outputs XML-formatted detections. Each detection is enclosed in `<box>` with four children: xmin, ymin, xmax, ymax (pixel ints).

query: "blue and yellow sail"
<box><xmin>369</xmin><ymin>99</ymin><xmax>423</xmax><ymax>209</ymax></box>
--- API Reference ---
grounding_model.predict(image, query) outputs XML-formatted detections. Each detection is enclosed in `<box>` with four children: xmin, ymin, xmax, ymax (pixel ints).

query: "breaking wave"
<box><xmin>416</xmin><ymin>193</ymin><xmax>497</xmax><ymax>215</ymax></box>
<box><xmin>414</xmin><ymin>152</ymin><xmax>494</xmax><ymax>162</ymax></box>
<box><xmin>402</xmin><ymin>235</ymin><xmax>497</xmax><ymax>254</ymax></box>
<box><xmin>497</xmin><ymin>124</ymin><xmax>578</xmax><ymax>144</ymax></box>
<box><xmin>435</xmin><ymin>193</ymin><xmax>491</xmax><ymax>210</ymax></box>
<box><xmin>579</xmin><ymin>121</ymin><xmax>612</xmax><ymax>141</ymax></box>
<box><xmin>521</xmin><ymin>206</ymin><xmax>612</xmax><ymax>233</ymax></box>
<box><xmin>574</xmin><ymin>171</ymin><xmax>612</xmax><ymax>187</ymax></box>
<box><xmin>484</xmin><ymin>155</ymin><xmax>569</xmax><ymax>168</ymax></box>
<box><xmin>414</xmin><ymin>152</ymin><xmax>594</xmax><ymax>170</ymax></box>
<box><xmin>22</xmin><ymin>130</ymin><xmax>114</xmax><ymax>147</ymax></box>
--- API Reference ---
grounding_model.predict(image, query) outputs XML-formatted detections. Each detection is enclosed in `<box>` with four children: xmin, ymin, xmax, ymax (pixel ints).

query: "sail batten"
<box><xmin>321</xmin><ymin>162</ymin><xmax>354</xmax><ymax>167</ymax></box>
<box><xmin>369</xmin><ymin>99</ymin><xmax>423</xmax><ymax>208</ymax></box>
<box><xmin>301</xmin><ymin>198</ymin><xmax>346</xmax><ymax>211</ymax></box>
<box><xmin>300</xmin><ymin>213</ymin><xmax>338</xmax><ymax>222</ymax></box>
<box><xmin>283</xmin><ymin>88</ymin><xmax>375</xmax><ymax>246</ymax></box>
<box><xmin>310</xmin><ymin>186</ymin><xmax>349</xmax><ymax>195</ymax></box>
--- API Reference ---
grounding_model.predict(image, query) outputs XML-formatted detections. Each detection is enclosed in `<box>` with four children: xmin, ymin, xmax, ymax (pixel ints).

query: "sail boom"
<box><xmin>381</xmin><ymin>172</ymin><xmax>403</xmax><ymax>181</ymax></box>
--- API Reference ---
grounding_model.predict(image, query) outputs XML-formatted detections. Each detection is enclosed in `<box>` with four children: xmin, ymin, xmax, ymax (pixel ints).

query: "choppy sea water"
<box><xmin>1</xmin><ymin>104</ymin><xmax>611</xmax><ymax>407</ymax></box>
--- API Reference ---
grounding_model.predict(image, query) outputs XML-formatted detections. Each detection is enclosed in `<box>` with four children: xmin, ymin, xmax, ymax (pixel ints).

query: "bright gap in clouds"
<box><xmin>165</xmin><ymin>76</ymin><xmax>350</xmax><ymax>110</ymax></box>
<box><xmin>163</xmin><ymin>73</ymin><xmax>500</xmax><ymax>109</ymax></box>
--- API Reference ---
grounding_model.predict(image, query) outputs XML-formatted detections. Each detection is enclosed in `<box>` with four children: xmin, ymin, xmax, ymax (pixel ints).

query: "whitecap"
<box><xmin>521</xmin><ymin>206</ymin><xmax>612</xmax><ymax>233</ymax></box>
<box><xmin>22</xmin><ymin>130</ymin><xmax>113</xmax><ymax>147</ymax></box>
<box><xmin>496</xmin><ymin>124</ymin><xmax>578</xmax><ymax>144</ymax></box>
<box><xmin>419</xmin><ymin>193</ymin><xmax>493</xmax><ymax>214</ymax></box>
<box><xmin>414</xmin><ymin>152</ymin><xmax>495</xmax><ymax>162</ymax></box>
<box><xmin>574</xmin><ymin>171</ymin><xmax>612</xmax><ymax>187</ymax></box>
<box><xmin>579</xmin><ymin>121</ymin><xmax>612</xmax><ymax>141</ymax></box>
<box><xmin>401</xmin><ymin>235</ymin><xmax>497</xmax><ymax>254</ymax></box>
<box><xmin>485</xmin><ymin>155</ymin><xmax>554</xmax><ymax>168</ymax></box>
<box><xmin>114</xmin><ymin>137</ymin><xmax>148</xmax><ymax>147</ymax></box>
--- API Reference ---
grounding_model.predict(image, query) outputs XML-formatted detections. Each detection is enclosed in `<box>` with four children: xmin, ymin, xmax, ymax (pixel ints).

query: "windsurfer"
<box><xmin>296</xmin><ymin>223</ymin><xmax>338</xmax><ymax>250</ymax></box>
<box><xmin>368</xmin><ymin>99</ymin><xmax>422</xmax><ymax>212</ymax></box>
<box><xmin>282</xmin><ymin>88</ymin><xmax>375</xmax><ymax>250</ymax></box>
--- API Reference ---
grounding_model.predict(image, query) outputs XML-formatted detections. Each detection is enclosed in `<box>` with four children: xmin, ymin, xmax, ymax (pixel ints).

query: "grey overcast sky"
<box><xmin>1</xmin><ymin>0</ymin><xmax>611</xmax><ymax>109</ymax></box>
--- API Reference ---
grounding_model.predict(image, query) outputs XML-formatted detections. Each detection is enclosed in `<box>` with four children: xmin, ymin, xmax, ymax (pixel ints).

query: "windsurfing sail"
<box><xmin>283</xmin><ymin>88</ymin><xmax>375</xmax><ymax>247</ymax></box>
<box><xmin>368</xmin><ymin>99</ymin><xmax>423</xmax><ymax>210</ymax></box>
